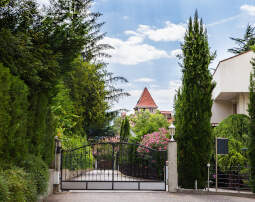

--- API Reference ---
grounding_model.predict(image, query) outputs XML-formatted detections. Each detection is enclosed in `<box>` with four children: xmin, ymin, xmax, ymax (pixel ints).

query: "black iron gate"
<box><xmin>61</xmin><ymin>142</ymin><xmax>166</xmax><ymax>190</ymax></box>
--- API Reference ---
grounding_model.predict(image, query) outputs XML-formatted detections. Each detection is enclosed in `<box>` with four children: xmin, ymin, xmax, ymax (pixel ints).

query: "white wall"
<box><xmin>213</xmin><ymin>51</ymin><xmax>254</xmax><ymax>100</ymax></box>
<box><xmin>211</xmin><ymin>100</ymin><xmax>233</xmax><ymax>124</ymax></box>
<box><xmin>211</xmin><ymin>51</ymin><xmax>254</xmax><ymax>124</ymax></box>
<box><xmin>237</xmin><ymin>93</ymin><xmax>249</xmax><ymax>115</ymax></box>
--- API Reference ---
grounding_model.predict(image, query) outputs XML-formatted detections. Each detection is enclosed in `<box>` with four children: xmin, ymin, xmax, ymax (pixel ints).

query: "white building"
<box><xmin>211</xmin><ymin>50</ymin><xmax>255</xmax><ymax>125</ymax></box>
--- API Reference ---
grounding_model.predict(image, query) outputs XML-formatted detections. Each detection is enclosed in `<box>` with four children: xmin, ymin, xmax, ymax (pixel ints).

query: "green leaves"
<box><xmin>248</xmin><ymin>44</ymin><xmax>255</xmax><ymax>192</ymax></box>
<box><xmin>174</xmin><ymin>11</ymin><xmax>215</xmax><ymax>189</ymax></box>
<box><xmin>130</xmin><ymin>111</ymin><xmax>169</xmax><ymax>141</ymax></box>
<box><xmin>0</xmin><ymin>64</ymin><xmax>29</xmax><ymax>163</ymax></box>
<box><xmin>213</xmin><ymin>114</ymin><xmax>250</xmax><ymax>169</ymax></box>
<box><xmin>228</xmin><ymin>24</ymin><xmax>255</xmax><ymax>55</ymax></box>
<box><xmin>120</xmin><ymin>117</ymin><xmax>130</xmax><ymax>140</ymax></box>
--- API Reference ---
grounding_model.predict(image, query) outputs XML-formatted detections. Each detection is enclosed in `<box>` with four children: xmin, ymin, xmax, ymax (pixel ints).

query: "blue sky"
<box><xmin>38</xmin><ymin>0</ymin><xmax>255</xmax><ymax>115</ymax></box>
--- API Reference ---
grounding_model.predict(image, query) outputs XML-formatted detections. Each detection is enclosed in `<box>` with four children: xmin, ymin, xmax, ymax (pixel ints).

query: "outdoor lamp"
<box><xmin>207</xmin><ymin>163</ymin><xmax>210</xmax><ymax>191</ymax></box>
<box><xmin>169</xmin><ymin>123</ymin><xmax>176</xmax><ymax>142</ymax></box>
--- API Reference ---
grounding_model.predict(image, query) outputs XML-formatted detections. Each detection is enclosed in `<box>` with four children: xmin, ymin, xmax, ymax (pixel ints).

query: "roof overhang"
<box><xmin>214</xmin><ymin>92</ymin><xmax>240</xmax><ymax>102</ymax></box>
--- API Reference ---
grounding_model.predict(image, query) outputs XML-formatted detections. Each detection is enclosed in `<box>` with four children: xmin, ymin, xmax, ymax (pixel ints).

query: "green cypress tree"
<box><xmin>174</xmin><ymin>11</ymin><xmax>216</xmax><ymax>189</ymax></box>
<box><xmin>119</xmin><ymin>117</ymin><xmax>130</xmax><ymax>141</ymax></box>
<box><xmin>123</xmin><ymin>117</ymin><xmax>130</xmax><ymax>139</ymax></box>
<box><xmin>248</xmin><ymin>45</ymin><xmax>255</xmax><ymax>193</ymax></box>
<box><xmin>120</xmin><ymin>118</ymin><xmax>125</xmax><ymax>140</ymax></box>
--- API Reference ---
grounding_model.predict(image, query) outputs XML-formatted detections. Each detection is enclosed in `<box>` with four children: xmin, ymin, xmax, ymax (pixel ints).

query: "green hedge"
<box><xmin>18</xmin><ymin>155</ymin><xmax>49</xmax><ymax>196</ymax></box>
<box><xmin>0</xmin><ymin>167</ymin><xmax>37</xmax><ymax>202</ymax></box>
<box><xmin>0</xmin><ymin>63</ymin><xmax>29</xmax><ymax>163</ymax></box>
<box><xmin>0</xmin><ymin>155</ymin><xmax>49</xmax><ymax>202</ymax></box>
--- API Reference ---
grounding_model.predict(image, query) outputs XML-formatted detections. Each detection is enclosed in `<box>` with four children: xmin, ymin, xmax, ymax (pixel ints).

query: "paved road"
<box><xmin>66</xmin><ymin>170</ymin><xmax>149</xmax><ymax>181</ymax></box>
<box><xmin>46</xmin><ymin>191</ymin><xmax>255</xmax><ymax>202</ymax></box>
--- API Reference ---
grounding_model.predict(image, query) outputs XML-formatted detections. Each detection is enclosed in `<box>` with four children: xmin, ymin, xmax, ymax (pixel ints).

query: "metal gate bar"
<box><xmin>61</xmin><ymin>142</ymin><xmax>166</xmax><ymax>191</ymax></box>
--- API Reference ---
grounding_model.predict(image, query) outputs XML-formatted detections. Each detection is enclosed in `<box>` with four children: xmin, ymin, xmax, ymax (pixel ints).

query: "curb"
<box><xmin>176</xmin><ymin>189</ymin><xmax>255</xmax><ymax>199</ymax></box>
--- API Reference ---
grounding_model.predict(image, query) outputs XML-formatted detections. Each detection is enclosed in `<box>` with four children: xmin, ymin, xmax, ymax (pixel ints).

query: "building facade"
<box><xmin>134</xmin><ymin>87</ymin><xmax>158</xmax><ymax>114</ymax></box>
<box><xmin>134</xmin><ymin>87</ymin><xmax>173</xmax><ymax>123</ymax></box>
<box><xmin>211</xmin><ymin>50</ymin><xmax>255</xmax><ymax>125</ymax></box>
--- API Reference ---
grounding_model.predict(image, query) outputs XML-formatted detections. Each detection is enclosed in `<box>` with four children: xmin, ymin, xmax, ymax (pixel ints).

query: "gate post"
<box><xmin>168</xmin><ymin>141</ymin><xmax>177</xmax><ymax>192</ymax></box>
<box><xmin>53</xmin><ymin>138</ymin><xmax>61</xmax><ymax>192</ymax></box>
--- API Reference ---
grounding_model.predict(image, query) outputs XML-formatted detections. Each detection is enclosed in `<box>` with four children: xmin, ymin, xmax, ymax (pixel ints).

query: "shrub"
<box><xmin>130</xmin><ymin>111</ymin><xmax>169</xmax><ymax>142</ymax></box>
<box><xmin>213</xmin><ymin>114</ymin><xmax>250</xmax><ymax>168</ymax></box>
<box><xmin>0</xmin><ymin>172</ymin><xmax>8</xmax><ymax>202</ymax></box>
<box><xmin>3</xmin><ymin>167</ymin><xmax>38</xmax><ymax>202</ymax></box>
<box><xmin>18</xmin><ymin>155</ymin><xmax>49</xmax><ymax>196</ymax></box>
<box><xmin>61</xmin><ymin>135</ymin><xmax>94</xmax><ymax>170</ymax></box>
<box><xmin>138</xmin><ymin>128</ymin><xmax>170</xmax><ymax>154</ymax></box>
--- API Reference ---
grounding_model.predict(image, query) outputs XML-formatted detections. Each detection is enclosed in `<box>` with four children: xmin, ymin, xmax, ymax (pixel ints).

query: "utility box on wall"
<box><xmin>53</xmin><ymin>172</ymin><xmax>60</xmax><ymax>185</ymax></box>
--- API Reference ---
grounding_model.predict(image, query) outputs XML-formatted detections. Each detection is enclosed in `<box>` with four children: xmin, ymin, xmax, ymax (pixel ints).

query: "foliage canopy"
<box><xmin>228</xmin><ymin>24</ymin><xmax>255</xmax><ymax>55</ymax></box>
<box><xmin>174</xmin><ymin>10</ymin><xmax>216</xmax><ymax>189</ymax></box>
<box><xmin>213</xmin><ymin>114</ymin><xmax>250</xmax><ymax>169</ymax></box>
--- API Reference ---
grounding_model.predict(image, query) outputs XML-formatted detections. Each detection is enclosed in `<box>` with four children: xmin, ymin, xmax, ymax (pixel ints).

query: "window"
<box><xmin>150</xmin><ymin>109</ymin><xmax>153</xmax><ymax>113</ymax></box>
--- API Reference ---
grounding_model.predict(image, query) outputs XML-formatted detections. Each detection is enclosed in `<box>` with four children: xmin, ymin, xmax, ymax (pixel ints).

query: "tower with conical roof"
<box><xmin>134</xmin><ymin>87</ymin><xmax>158</xmax><ymax>114</ymax></box>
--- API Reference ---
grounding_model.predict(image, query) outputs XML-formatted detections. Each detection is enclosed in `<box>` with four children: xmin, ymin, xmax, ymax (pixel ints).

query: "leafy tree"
<box><xmin>64</xmin><ymin>58</ymin><xmax>109</xmax><ymax>136</ymax></box>
<box><xmin>104</xmin><ymin>72</ymin><xmax>130</xmax><ymax>121</ymax></box>
<box><xmin>0</xmin><ymin>0</ymin><xmax>59</xmax><ymax>164</ymax></box>
<box><xmin>43</xmin><ymin>0</ymin><xmax>112</xmax><ymax>73</ymax></box>
<box><xmin>0</xmin><ymin>0</ymin><xmax>9</xmax><ymax>7</ymax></box>
<box><xmin>112</xmin><ymin>116</ymin><xmax>122</xmax><ymax>135</ymax></box>
<box><xmin>174</xmin><ymin>11</ymin><xmax>216</xmax><ymax>189</ymax></box>
<box><xmin>0</xmin><ymin>1</ymin><xmax>60</xmax><ymax>91</ymax></box>
<box><xmin>130</xmin><ymin>110</ymin><xmax>169</xmax><ymax>141</ymax></box>
<box><xmin>228</xmin><ymin>24</ymin><xmax>255</xmax><ymax>55</ymax></box>
<box><xmin>248</xmin><ymin>45</ymin><xmax>255</xmax><ymax>192</ymax></box>
<box><xmin>213</xmin><ymin>114</ymin><xmax>250</xmax><ymax>169</ymax></box>
<box><xmin>52</xmin><ymin>81</ymin><xmax>77</xmax><ymax>136</ymax></box>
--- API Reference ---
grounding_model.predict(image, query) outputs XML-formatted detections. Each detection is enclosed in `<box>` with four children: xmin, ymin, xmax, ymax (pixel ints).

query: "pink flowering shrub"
<box><xmin>137</xmin><ymin>128</ymin><xmax>170</xmax><ymax>154</ymax></box>
<box><xmin>93</xmin><ymin>136</ymin><xmax>120</xmax><ymax>160</ymax></box>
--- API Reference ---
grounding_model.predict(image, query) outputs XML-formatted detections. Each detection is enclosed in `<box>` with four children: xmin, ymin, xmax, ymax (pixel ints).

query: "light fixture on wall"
<box><xmin>169</xmin><ymin>123</ymin><xmax>176</xmax><ymax>142</ymax></box>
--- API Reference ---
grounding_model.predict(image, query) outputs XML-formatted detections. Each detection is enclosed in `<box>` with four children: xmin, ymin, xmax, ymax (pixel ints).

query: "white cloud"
<box><xmin>134</xmin><ymin>78</ymin><xmax>155</xmax><ymax>82</ymax></box>
<box><xmin>169</xmin><ymin>80</ymin><xmax>182</xmax><ymax>90</ymax></box>
<box><xmin>100</xmin><ymin>21</ymin><xmax>188</xmax><ymax>65</ymax></box>
<box><xmin>170</xmin><ymin>49</ymin><xmax>182</xmax><ymax>58</ymax></box>
<box><xmin>101</xmin><ymin>37</ymin><xmax>169</xmax><ymax>65</ymax></box>
<box><xmin>150</xmin><ymin>84</ymin><xmax>159</xmax><ymax>88</ymax></box>
<box><xmin>207</xmin><ymin>15</ymin><xmax>241</xmax><ymax>27</ymax></box>
<box><xmin>126</xmin><ymin>36</ymin><xmax>144</xmax><ymax>45</ymax></box>
<box><xmin>240</xmin><ymin>5</ymin><xmax>255</xmax><ymax>16</ymax></box>
<box><xmin>129</xmin><ymin>90</ymin><xmax>143</xmax><ymax>97</ymax></box>
<box><xmin>129</xmin><ymin>21</ymin><xmax>186</xmax><ymax>42</ymax></box>
<box><xmin>149</xmin><ymin>81</ymin><xmax>181</xmax><ymax>109</ymax></box>
<box><xmin>123</xmin><ymin>16</ymin><xmax>129</xmax><ymax>20</ymax></box>
<box><xmin>151</xmin><ymin>80</ymin><xmax>182</xmax><ymax>111</ymax></box>
<box><xmin>124</xmin><ymin>30</ymin><xmax>139</xmax><ymax>36</ymax></box>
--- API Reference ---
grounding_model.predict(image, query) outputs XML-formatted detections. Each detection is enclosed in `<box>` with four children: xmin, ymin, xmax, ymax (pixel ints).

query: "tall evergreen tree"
<box><xmin>120</xmin><ymin>116</ymin><xmax>130</xmax><ymax>141</ymax></box>
<box><xmin>0</xmin><ymin>0</ymin><xmax>58</xmax><ymax>165</ymax></box>
<box><xmin>174</xmin><ymin>11</ymin><xmax>216</xmax><ymax>189</ymax></box>
<box><xmin>64</xmin><ymin>58</ymin><xmax>109</xmax><ymax>136</ymax></box>
<box><xmin>248</xmin><ymin>45</ymin><xmax>255</xmax><ymax>193</ymax></box>
<box><xmin>228</xmin><ymin>24</ymin><xmax>255</xmax><ymax>55</ymax></box>
<box><xmin>43</xmin><ymin>0</ymin><xmax>112</xmax><ymax>73</ymax></box>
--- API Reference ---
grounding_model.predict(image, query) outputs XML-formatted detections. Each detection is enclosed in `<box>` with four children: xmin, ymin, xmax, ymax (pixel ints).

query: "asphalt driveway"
<box><xmin>46</xmin><ymin>191</ymin><xmax>255</xmax><ymax>202</ymax></box>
